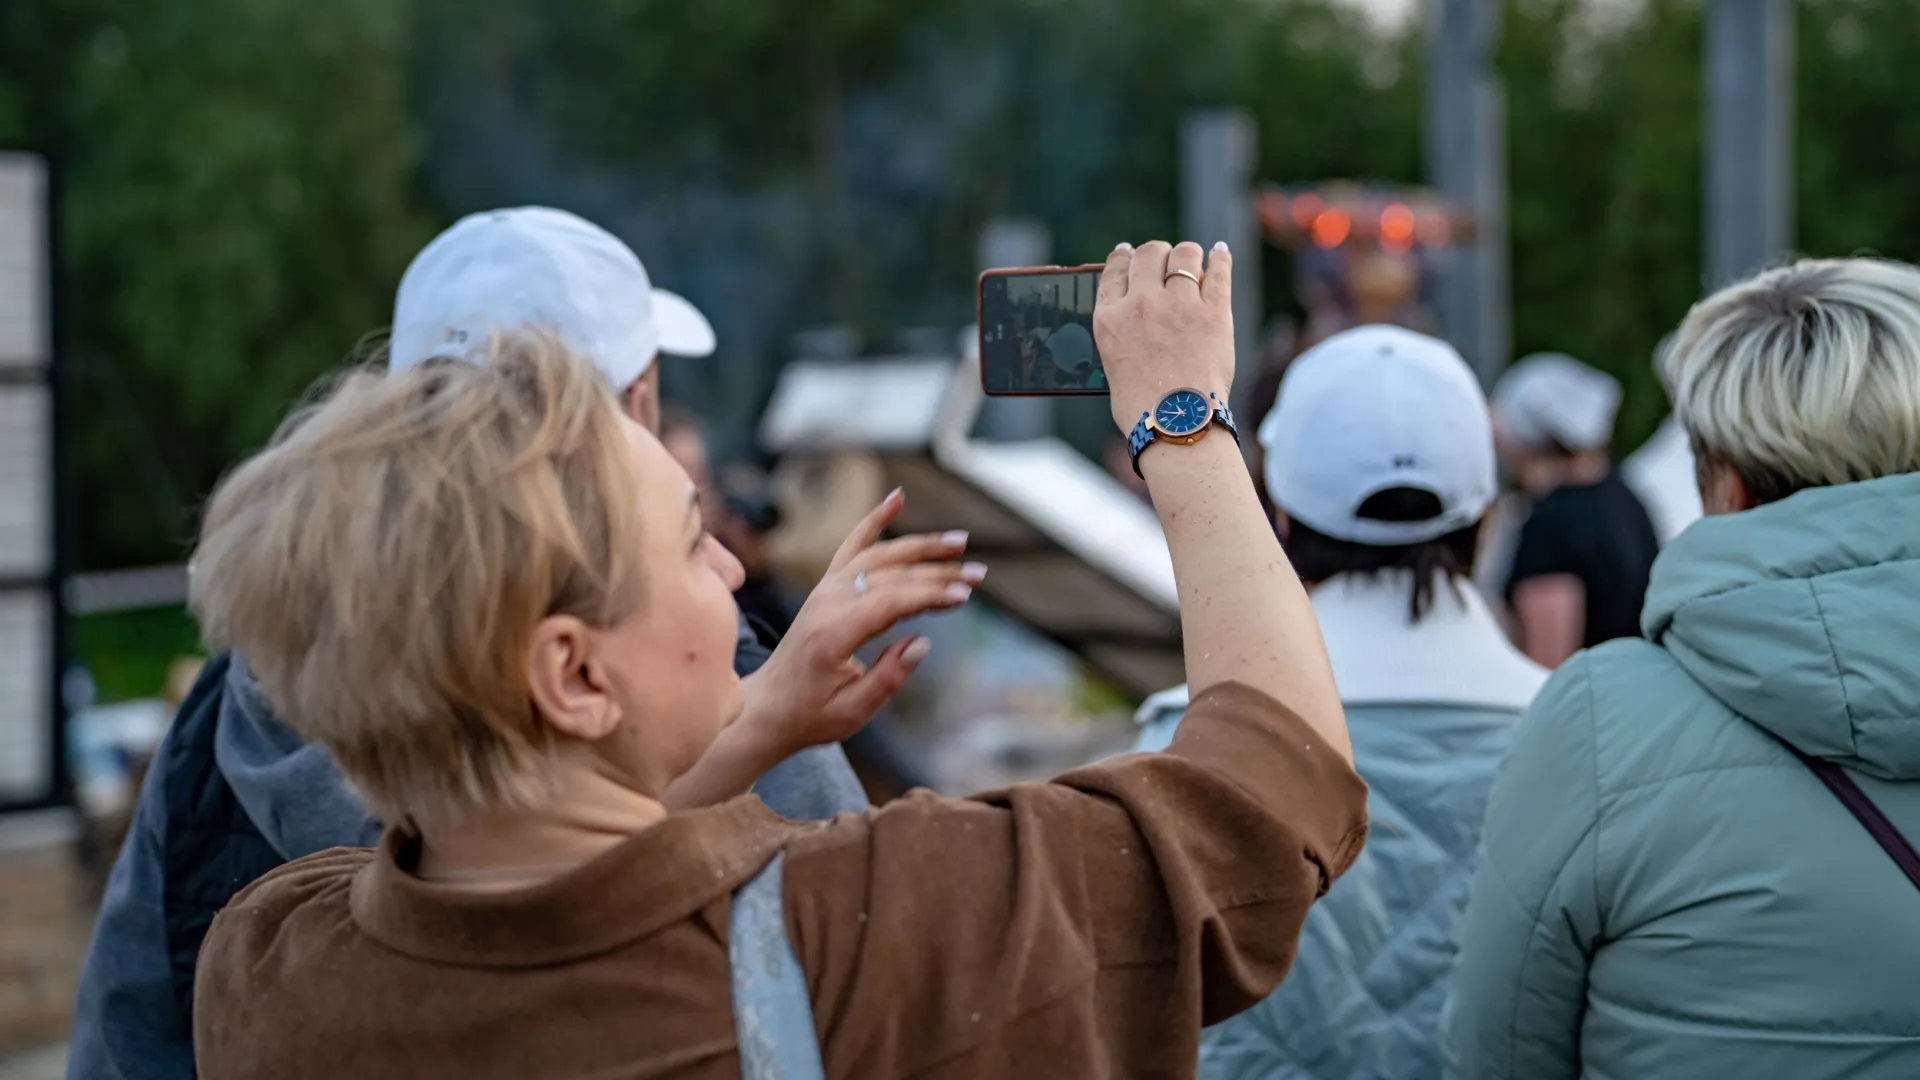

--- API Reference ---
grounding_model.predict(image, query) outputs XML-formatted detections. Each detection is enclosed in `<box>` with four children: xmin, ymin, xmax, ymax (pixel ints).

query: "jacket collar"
<box><xmin>1136</xmin><ymin>571</ymin><xmax>1545</xmax><ymax>724</ymax></box>
<box><xmin>351</xmin><ymin>797</ymin><xmax>790</xmax><ymax>967</ymax></box>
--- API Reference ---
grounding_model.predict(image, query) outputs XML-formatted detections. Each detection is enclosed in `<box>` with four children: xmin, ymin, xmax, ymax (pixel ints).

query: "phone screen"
<box><xmin>978</xmin><ymin>266</ymin><xmax>1107</xmax><ymax>395</ymax></box>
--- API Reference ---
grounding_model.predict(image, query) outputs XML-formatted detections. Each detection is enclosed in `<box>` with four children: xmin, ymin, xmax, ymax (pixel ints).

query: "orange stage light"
<box><xmin>1311</xmin><ymin>210</ymin><xmax>1351</xmax><ymax>248</ymax></box>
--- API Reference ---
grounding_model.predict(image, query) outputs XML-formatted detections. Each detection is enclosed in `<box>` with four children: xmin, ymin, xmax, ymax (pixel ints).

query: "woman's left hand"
<box><xmin>736</xmin><ymin>488</ymin><xmax>984</xmax><ymax>756</ymax></box>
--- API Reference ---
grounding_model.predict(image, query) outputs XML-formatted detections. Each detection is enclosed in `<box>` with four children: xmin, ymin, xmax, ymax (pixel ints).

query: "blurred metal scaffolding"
<box><xmin>1179</xmin><ymin>111</ymin><xmax>1262</xmax><ymax>413</ymax></box>
<box><xmin>0</xmin><ymin>151</ymin><xmax>67</xmax><ymax>814</ymax></box>
<box><xmin>1426</xmin><ymin>0</ymin><xmax>1509</xmax><ymax>386</ymax></box>
<box><xmin>1705</xmin><ymin>0</ymin><xmax>1795</xmax><ymax>288</ymax></box>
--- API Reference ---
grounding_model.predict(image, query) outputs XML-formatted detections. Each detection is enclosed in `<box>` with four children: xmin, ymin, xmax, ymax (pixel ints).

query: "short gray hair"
<box><xmin>1661</xmin><ymin>257</ymin><xmax>1920</xmax><ymax>504</ymax></box>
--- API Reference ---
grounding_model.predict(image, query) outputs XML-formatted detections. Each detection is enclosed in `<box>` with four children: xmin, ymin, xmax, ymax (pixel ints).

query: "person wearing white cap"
<box><xmin>70</xmin><ymin>207</ymin><xmax>975</xmax><ymax>1080</ymax></box>
<box><xmin>1489</xmin><ymin>352</ymin><xmax>1659</xmax><ymax>667</ymax></box>
<box><xmin>389</xmin><ymin>206</ymin><xmax>717</xmax><ymax>432</ymax></box>
<box><xmin>1134</xmin><ymin>325</ymin><xmax>1547</xmax><ymax>1080</ymax></box>
<box><xmin>388</xmin><ymin>206</ymin><xmax>968</xmax><ymax>820</ymax></box>
<box><xmin>174</xmin><ymin>237</ymin><xmax>1369</xmax><ymax>1080</ymax></box>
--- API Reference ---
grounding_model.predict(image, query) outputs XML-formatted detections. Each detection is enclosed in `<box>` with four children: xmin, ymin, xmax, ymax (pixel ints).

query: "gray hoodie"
<box><xmin>214</xmin><ymin>658</ymin><xmax>382</xmax><ymax>860</ymax></box>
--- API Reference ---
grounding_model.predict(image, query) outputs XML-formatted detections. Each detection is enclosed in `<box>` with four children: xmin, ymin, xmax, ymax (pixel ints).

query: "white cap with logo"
<box><xmin>388</xmin><ymin>206</ymin><xmax>716</xmax><ymax>387</ymax></box>
<box><xmin>1259</xmin><ymin>325</ymin><xmax>1497</xmax><ymax>546</ymax></box>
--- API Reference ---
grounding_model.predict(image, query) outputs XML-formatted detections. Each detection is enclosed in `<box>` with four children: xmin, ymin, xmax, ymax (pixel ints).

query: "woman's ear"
<box><xmin>622</xmin><ymin>363</ymin><xmax>662</xmax><ymax>434</ymax></box>
<box><xmin>527</xmin><ymin>615</ymin><xmax>620</xmax><ymax>742</ymax></box>
<box><xmin>1697</xmin><ymin>459</ymin><xmax>1755</xmax><ymax>516</ymax></box>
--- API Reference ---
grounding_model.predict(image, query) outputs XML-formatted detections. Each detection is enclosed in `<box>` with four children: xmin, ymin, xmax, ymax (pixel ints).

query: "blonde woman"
<box><xmin>1448</xmin><ymin>258</ymin><xmax>1920</xmax><ymax>1079</ymax></box>
<box><xmin>72</xmin><ymin>209</ymin><xmax>927</xmax><ymax>1079</ymax></box>
<box><xmin>188</xmin><ymin>241</ymin><xmax>1366</xmax><ymax>1077</ymax></box>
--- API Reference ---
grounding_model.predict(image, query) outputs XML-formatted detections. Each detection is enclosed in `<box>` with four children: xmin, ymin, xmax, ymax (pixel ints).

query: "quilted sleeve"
<box><xmin>1442</xmin><ymin>657</ymin><xmax>1605</xmax><ymax>1080</ymax></box>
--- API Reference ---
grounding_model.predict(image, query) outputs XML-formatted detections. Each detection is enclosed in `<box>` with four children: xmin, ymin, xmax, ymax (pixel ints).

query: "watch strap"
<box><xmin>1213</xmin><ymin>393</ymin><xmax>1241</xmax><ymax>443</ymax></box>
<box><xmin>1127</xmin><ymin>413</ymin><xmax>1156</xmax><ymax>478</ymax></box>
<box><xmin>1127</xmin><ymin>391</ymin><xmax>1240</xmax><ymax>478</ymax></box>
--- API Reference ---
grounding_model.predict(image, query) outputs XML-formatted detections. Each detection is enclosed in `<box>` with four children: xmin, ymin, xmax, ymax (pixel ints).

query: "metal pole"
<box><xmin>1178</xmin><ymin>111</ymin><xmax>1261</xmax><ymax>413</ymax></box>
<box><xmin>1426</xmin><ymin>0</ymin><xmax>1508</xmax><ymax>387</ymax></box>
<box><xmin>1705</xmin><ymin>0</ymin><xmax>1794</xmax><ymax>289</ymax></box>
<box><xmin>0</xmin><ymin>152</ymin><xmax>67</xmax><ymax>812</ymax></box>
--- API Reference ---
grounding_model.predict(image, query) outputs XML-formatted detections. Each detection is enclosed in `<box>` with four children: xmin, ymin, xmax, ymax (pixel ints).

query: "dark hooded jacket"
<box><xmin>67</xmin><ymin>615</ymin><xmax>866</xmax><ymax>1079</ymax></box>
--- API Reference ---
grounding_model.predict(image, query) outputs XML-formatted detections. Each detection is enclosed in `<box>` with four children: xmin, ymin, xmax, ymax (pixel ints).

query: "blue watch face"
<box><xmin>1154</xmin><ymin>389</ymin><xmax>1211</xmax><ymax>435</ymax></box>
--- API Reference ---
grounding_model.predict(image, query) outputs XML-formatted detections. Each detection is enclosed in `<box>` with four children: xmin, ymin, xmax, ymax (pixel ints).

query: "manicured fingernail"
<box><xmin>1115</xmin><ymin>242</ymin><xmax>1133</xmax><ymax>252</ymax></box>
<box><xmin>941</xmin><ymin>530</ymin><xmax>970</xmax><ymax>549</ymax></box>
<box><xmin>902</xmin><ymin>636</ymin><xmax>933</xmax><ymax>666</ymax></box>
<box><xmin>961</xmin><ymin>561</ymin><xmax>988</xmax><ymax>584</ymax></box>
<box><xmin>945</xmin><ymin>583</ymin><xmax>974</xmax><ymax>603</ymax></box>
<box><xmin>888</xmin><ymin>486</ymin><xmax>904</xmax><ymax>502</ymax></box>
<box><xmin>1213</xmin><ymin>241</ymin><xmax>1229</xmax><ymax>254</ymax></box>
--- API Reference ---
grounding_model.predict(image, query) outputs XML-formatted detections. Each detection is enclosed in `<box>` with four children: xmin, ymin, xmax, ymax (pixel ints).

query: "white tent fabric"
<box><xmin>1621</xmin><ymin>416</ymin><xmax>1703</xmax><ymax>545</ymax></box>
<box><xmin>760</xmin><ymin>354</ymin><xmax>1185</xmax><ymax>696</ymax></box>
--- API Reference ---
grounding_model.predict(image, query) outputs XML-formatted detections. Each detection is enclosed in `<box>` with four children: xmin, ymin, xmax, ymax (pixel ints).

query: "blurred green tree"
<box><xmin>1498</xmin><ymin>0</ymin><xmax>1920</xmax><ymax>452</ymax></box>
<box><xmin>1796</xmin><ymin>0</ymin><xmax>1920</xmax><ymax>263</ymax></box>
<box><xmin>485</xmin><ymin>0</ymin><xmax>1421</xmax><ymax>325</ymax></box>
<box><xmin>1499</xmin><ymin>0</ymin><xmax>1705</xmax><ymax>452</ymax></box>
<box><xmin>0</xmin><ymin>0</ymin><xmax>434</xmax><ymax>569</ymax></box>
<box><xmin>412</xmin><ymin>0</ymin><xmax>1420</xmax><ymax>455</ymax></box>
<box><xmin>11</xmin><ymin>0</ymin><xmax>1920</xmax><ymax>571</ymax></box>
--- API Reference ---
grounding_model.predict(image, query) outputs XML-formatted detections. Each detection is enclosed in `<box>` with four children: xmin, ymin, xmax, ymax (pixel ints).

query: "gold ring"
<box><xmin>1163</xmin><ymin>268</ymin><xmax>1202</xmax><ymax>287</ymax></box>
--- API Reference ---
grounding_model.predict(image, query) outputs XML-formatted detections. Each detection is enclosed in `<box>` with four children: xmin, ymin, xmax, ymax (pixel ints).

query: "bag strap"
<box><xmin>729</xmin><ymin>851</ymin><xmax>827</xmax><ymax>1080</ymax></box>
<box><xmin>1778</xmin><ymin>739</ymin><xmax>1920</xmax><ymax>892</ymax></box>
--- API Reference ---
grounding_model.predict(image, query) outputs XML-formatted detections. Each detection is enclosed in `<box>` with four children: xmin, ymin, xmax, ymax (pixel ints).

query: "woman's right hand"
<box><xmin>741</xmin><ymin>488</ymin><xmax>982</xmax><ymax>754</ymax></box>
<box><xmin>1094</xmin><ymin>240</ymin><xmax>1236</xmax><ymax>435</ymax></box>
<box><xmin>1093</xmin><ymin>238</ymin><xmax>1349</xmax><ymax>763</ymax></box>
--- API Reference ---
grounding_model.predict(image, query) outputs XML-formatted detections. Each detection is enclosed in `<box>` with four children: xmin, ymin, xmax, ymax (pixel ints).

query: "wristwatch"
<box><xmin>1126</xmin><ymin>388</ymin><xmax>1240</xmax><ymax>478</ymax></box>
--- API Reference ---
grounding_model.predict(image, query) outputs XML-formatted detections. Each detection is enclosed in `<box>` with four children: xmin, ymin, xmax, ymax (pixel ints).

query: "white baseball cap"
<box><xmin>1491</xmin><ymin>352</ymin><xmax>1621</xmax><ymax>452</ymax></box>
<box><xmin>388</xmin><ymin>206</ymin><xmax>716</xmax><ymax>387</ymax></box>
<box><xmin>1259</xmin><ymin>325</ymin><xmax>1497</xmax><ymax>546</ymax></box>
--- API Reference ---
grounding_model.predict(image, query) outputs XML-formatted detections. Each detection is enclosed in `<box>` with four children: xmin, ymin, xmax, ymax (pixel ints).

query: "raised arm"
<box><xmin>1096</xmin><ymin>240</ymin><xmax>1348</xmax><ymax>761</ymax></box>
<box><xmin>784</xmin><ymin>241</ymin><xmax>1367</xmax><ymax>1076</ymax></box>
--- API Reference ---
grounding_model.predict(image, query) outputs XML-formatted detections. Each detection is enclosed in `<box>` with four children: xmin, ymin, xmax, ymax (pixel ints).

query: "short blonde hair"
<box><xmin>1662</xmin><ymin>257</ymin><xmax>1920</xmax><ymax>504</ymax></box>
<box><xmin>190</xmin><ymin>332</ymin><xmax>645</xmax><ymax>825</ymax></box>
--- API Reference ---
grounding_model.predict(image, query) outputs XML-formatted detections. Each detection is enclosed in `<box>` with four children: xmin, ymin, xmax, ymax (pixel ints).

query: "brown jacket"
<box><xmin>194</xmin><ymin>683</ymin><xmax>1367</xmax><ymax>1078</ymax></box>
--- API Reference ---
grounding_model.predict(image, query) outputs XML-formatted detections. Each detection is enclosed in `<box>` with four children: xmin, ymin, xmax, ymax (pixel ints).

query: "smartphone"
<box><xmin>977</xmin><ymin>264</ymin><xmax>1107</xmax><ymax>396</ymax></box>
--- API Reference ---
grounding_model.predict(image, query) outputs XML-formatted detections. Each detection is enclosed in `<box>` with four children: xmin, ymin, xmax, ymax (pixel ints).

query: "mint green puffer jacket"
<box><xmin>1445</xmin><ymin>472</ymin><xmax>1920</xmax><ymax>1079</ymax></box>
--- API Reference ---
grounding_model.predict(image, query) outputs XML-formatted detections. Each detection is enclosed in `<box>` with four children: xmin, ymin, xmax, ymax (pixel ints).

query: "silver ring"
<box><xmin>853</xmin><ymin>570</ymin><xmax>869</xmax><ymax>597</ymax></box>
<box><xmin>1164</xmin><ymin>268</ymin><xmax>1202</xmax><ymax>288</ymax></box>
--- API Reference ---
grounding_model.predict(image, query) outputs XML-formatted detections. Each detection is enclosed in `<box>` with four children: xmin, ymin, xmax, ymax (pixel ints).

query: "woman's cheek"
<box><xmin>709</xmin><ymin>582</ymin><xmax>741</xmax><ymax>670</ymax></box>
